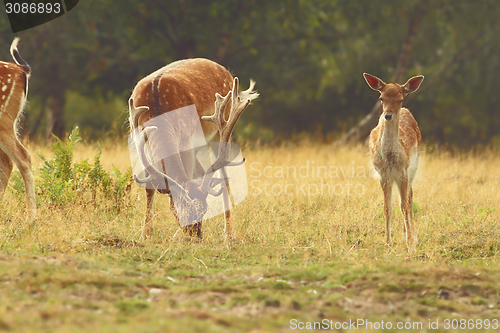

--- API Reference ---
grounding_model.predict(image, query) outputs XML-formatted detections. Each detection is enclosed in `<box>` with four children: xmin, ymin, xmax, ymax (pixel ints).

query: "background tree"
<box><xmin>0</xmin><ymin>0</ymin><xmax>497</xmax><ymax>147</ymax></box>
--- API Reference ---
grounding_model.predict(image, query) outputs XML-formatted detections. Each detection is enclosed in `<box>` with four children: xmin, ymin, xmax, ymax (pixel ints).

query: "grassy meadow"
<box><xmin>0</xmin><ymin>137</ymin><xmax>499</xmax><ymax>332</ymax></box>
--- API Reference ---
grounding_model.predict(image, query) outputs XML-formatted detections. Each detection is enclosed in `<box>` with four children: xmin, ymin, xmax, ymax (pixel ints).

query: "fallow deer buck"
<box><xmin>363</xmin><ymin>73</ymin><xmax>424</xmax><ymax>252</ymax></box>
<box><xmin>129</xmin><ymin>58</ymin><xmax>258</xmax><ymax>240</ymax></box>
<box><xmin>0</xmin><ymin>38</ymin><xmax>36</xmax><ymax>217</ymax></box>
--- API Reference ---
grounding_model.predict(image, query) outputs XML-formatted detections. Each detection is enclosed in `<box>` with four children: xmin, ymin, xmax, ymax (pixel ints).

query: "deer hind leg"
<box><xmin>168</xmin><ymin>191</ymin><xmax>179</xmax><ymax>221</ymax></box>
<box><xmin>143</xmin><ymin>188</ymin><xmax>155</xmax><ymax>238</ymax></box>
<box><xmin>397</xmin><ymin>176</ymin><xmax>414</xmax><ymax>252</ymax></box>
<box><xmin>381</xmin><ymin>179</ymin><xmax>393</xmax><ymax>247</ymax></box>
<box><xmin>0</xmin><ymin>135</ymin><xmax>36</xmax><ymax>217</ymax></box>
<box><xmin>407</xmin><ymin>152</ymin><xmax>418</xmax><ymax>245</ymax></box>
<box><xmin>220</xmin><ymin>167</ymin><xmax>234</xmax><ymax>242</ymax></box>
<box><xmin>407</xmin><ymin>185</ymin><xmax>417</xmax><ymax>245</ymax></box>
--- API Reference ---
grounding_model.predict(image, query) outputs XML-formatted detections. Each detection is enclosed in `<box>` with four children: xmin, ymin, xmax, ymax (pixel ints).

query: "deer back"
<box><xmin>130</xmin><ymin>58</ymin><xmax>234</xmax><ymax>142</ymax></box>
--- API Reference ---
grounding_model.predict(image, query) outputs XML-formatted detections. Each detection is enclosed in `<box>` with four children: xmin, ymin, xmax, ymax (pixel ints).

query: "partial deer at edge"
<box><xmin>0</xmin><ymin>38</ymin><xmax>36</xmax><ymax>217</ymax></box>
<box><xmin>363</xmin><ymin>73</ymin><xmax>424</xmax><ymax>252</ymax></box>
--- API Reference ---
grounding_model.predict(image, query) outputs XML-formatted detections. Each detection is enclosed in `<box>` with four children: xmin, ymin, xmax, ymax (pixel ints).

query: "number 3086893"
<box><xmin>443</xmin><ymin>319</ymin><xmax>498</xmax><ymax>330</ymax></box>
<box><xmin>5</xmin><ymin>2</ymin><xmax>61</xmax><ymax>14</ymax></box>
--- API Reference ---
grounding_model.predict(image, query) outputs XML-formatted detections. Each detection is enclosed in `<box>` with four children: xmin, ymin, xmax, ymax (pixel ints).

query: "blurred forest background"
<box><xmin>0</xmin><ymin>0</ymin><xmax>498</xmax><ymax>147</ymax></box>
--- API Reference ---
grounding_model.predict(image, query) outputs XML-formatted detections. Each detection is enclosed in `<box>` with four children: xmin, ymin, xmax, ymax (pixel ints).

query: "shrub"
<box><xmin>36</xmin><ymin>127</ymin><xmax>132</xmax><ymax>212</ymax></box>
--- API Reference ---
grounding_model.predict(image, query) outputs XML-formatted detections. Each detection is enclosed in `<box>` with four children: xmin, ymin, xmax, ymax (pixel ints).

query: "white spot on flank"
<box><xmin>7</xmin><ymin>74</ymin><xmax>11</xmax><ymax>77</ymax></box>
<box><xmin>7</xmin><ymin>79</ymin><xmax>11</xmax><ymax>83</ymax></box>
<box><xmin>2</xmin><ymin>95</ymin><xmax>5</xmax><ymax>100</ymax></box>
<box><xmin>0</xmin><ymin>80</ymin><xmax>16</xmax><ymax>115</ymax></box>
<box><xmin>2</xmin><ymin>85</ymin><xmax>7</xmax><ymax>92</ymax></box>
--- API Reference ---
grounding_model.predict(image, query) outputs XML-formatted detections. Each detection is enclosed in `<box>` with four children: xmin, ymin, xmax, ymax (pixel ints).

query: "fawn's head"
<box><xmin>363</xmin><ymin>73</ymin><xmax>424</xmax><ymax>121</ymax></box>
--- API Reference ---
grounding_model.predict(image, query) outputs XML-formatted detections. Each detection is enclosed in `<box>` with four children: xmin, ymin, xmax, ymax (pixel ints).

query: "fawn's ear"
<box><xmin>403</xmin><ymin>75</ymin><xmax>424</xmax><ymax>95</ymax></box>
<box><xmin>363</xmin><ymin>73</ymin><xmax>386</xmax><ymax>91</ymax></box>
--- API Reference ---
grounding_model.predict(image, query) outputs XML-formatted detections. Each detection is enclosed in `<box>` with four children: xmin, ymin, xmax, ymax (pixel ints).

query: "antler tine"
<box><xmin>202</xmin><ymin>77</ymin><xmax>251</xmax><ymax>146</ymax></box>
<box><xmin>231</xmin><ymin>76</ymin><xmax>239</xmax><ymax>112</ymax></box>
<box><xmin>215</xmin><ymin>77</ymin><xmax>250</xmax><ymax>168</ymax></box>
<box><xmin>240</xmin><ymin>79</ymin><xmax>256</xmax><ymax>97</ymax></box>
<box><xmin>128</xmin><ymin>98</ymin><xmax>150</xmax><ymax>130</ymax></box>
<box><xmin>134</xmin><ymin>126</ymin><xmax>162</xmax><ymax>182</ymax></box>
<box><xmin>133</xmin><ymin>124</ymin><xmax>154</xmax><ymax>184</ymax></box>
<box><xmin>199</xmin><ymin>77</ymin><xmax>252</xmax><ymax>194</ymax></box>
<box><xmin>134</xmin><ymin>126</ymin><xmax>192</xmax><ymax>200</ymax></box>
<box><xmin>201</xmin><ymin>77</ymin><xmax>250</xmax><ymax>140</ymax></box>
<box><xmin>201</xmin><ymin>90</ymin><xmax>232</xmax><ymax>132</ymax></box>
<box><xmin>199</xmin><ymin>144</ymin><xmax>246</xmax><ymax>196</ymax></box>
<box><xmin>133</xmin><ymin>173</ymin><xmax>153</xmax><ymax>184</ymax></box>
<box><xmin>208</xmin><ymin>187</ymin><xmax>224</xmax><ymax>196</ymax></box>
<box><xmin>221</xmin><ymin>77</ymin><xmax>251</xmax><ymax>143</ymax></box>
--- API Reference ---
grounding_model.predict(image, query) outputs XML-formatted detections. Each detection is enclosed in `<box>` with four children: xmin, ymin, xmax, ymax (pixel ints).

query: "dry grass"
<box><xmin>0</xmin><ymin>138</ymin><xmax>499</xmax><ymax>332</ymax></box>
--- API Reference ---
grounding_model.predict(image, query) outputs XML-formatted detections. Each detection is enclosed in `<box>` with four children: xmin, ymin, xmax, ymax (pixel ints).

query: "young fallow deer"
<box><xmin>363</xmin><ymin>73</ymin><xmax>424</xmax><ymax>252</ymax></box>
<box><xmin>0</xmin><ymin>38</ymin><xmax>36</xmax><ymax>217</ymax></box>
<box><xmin>129</xmin><ymin>58</ymin><xmax>258</xmax><ymax>240</ymax></box>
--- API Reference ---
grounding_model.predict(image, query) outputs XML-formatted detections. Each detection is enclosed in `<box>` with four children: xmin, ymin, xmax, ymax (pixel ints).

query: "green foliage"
<box><xmin>37</xmin><ymin>128</ymin><xmax>81</xmax><ymax>204</ymax></box>
<box><xmin>9</xmin><ymin>171</ymin><xmax>26</xmax><ymax>201</ymax></box>
<box><xmin>36</xmin><ymin>127</ymin><xmax>132</xmax><ymax>212</ymax></box>
<box><xmin>1</xmin><ymin>0</ymin><xmax>499</xmax><ymax>146</ymax></box>
<box><xmin>116</xmin><ymin>300</ymin><xmax>150</xmax><ymax>314</ymax></box>
<box><xmin>64</xmin><ymin>91</ymin><xmax>129</xmax><ymax>140</ymax></box>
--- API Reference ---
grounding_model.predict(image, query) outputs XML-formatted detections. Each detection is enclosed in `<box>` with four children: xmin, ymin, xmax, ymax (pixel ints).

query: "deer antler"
<box><xmin>132</xmin><ymin>127</ymin><xmax>153</xmax><ymax>184</ymax></box>
<box><xmin>200</xmin><ymin>77</ymin><xmax>251</xmax><ymax>194</ymax></box>
<box><xmin>128</xmin><ymin>98</ymin><xmax>150</xmax><ymax>130</ymax></box>
<box><xmin>134</xmin><ymin>126</ymin><xmax>193</xmax><ymax>202</ymax></box>
<box><xmin>202</xmin><ymin>77</ymin><xmax>251</xmax><ymax>143</ymax></box>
